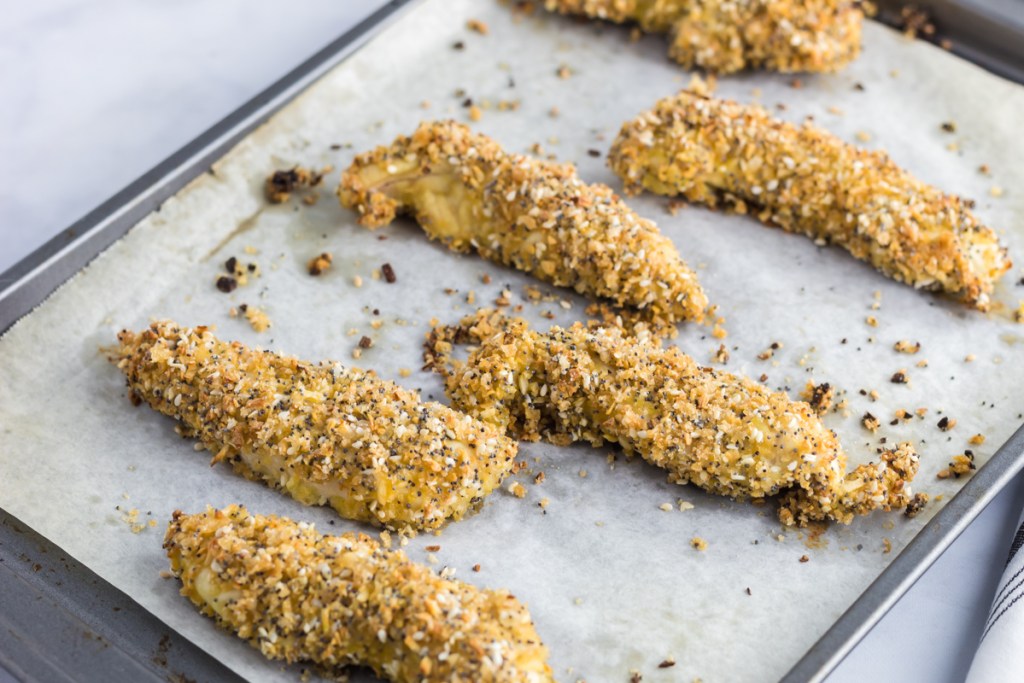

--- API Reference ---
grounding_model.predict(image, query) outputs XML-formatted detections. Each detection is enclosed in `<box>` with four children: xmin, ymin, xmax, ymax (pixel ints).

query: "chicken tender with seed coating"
<box><xmin>609</xmin><ymin>92</ymin><xmax>1011</xmax><ymax>310</ymax></box>
<box><xmin>115</xmin><ymin>321</ymin><xmax>517</xmax><ymax>532</ymax></box>
<box><xmin>166</xmin><ymin>506</ymin><xmax>553</xmax><ymax>682</ymax></box>
<box><xmin>339</xmin><ymin>121</ymin><xmax>708</xmax><ymax>334</ymax></box>
<box><xmin>427</xmin><ymin>311</ymin><xmax>919</xmax><ymax>526</ymax></box>
<box><xmin>544</xmin><ymin>0</ymin><xmax>863</xmax><ymax>74</ymax></box>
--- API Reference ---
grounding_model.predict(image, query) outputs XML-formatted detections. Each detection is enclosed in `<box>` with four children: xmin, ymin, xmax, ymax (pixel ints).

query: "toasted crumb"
<box><xmin>466</xmin><ymin>18</ymin><xmax>488</xmax><ymax>34</ymax></box>
<box><xmin>904</xmin><ymin>492</ymin><xmax>929</xmax><ymax>518</ymax></box>
<box><xmin>556</xmin><ymin>64</ymin><xmax>572</xmax><ymax>79</ymax></box>
<box><xmin>712</xmin><ymin>344</ymin><xmax>729</xmax><ymax>364</ymax></box>
<box><xmin>690</xmin><ymin>537</ymin><xmax>708</xmax><ymax>551</ymax></box>
<box><xmin>855</xmin><ymin>131</ymin><xmax>872</xmax><ymax>142</ymax></box>
<box><xmin>865</xmin><ymin>316</ymin><xmax>878</xmax><ymax>327</ymax></box>
<box><xmin>307</xmin><ymin>252</ymin><xmax>333</xmax><ymax>276</ymax></box>
<box><xmin>265</xmin><ymin>167</ymin><xmax>321</xmax><ymax>203</ymax></box>
<box><xmin>964</xmin><ymin>354</ymin><xmax>976</xmax><ymax>363</ymax></box>
<box><xmin>969</xmin><ymin>433</ymin><xmax>986</xmax><ymax>445</ymax></box>
<box><xmin>538</xmin><ymin>498</ymin><xmax>550</xmax><ymax>509</ymax></box>
<box><xmin>937</xmin><ymin>416</ymin><xmax>956</xmax><ymax>431</ymax></box>
<box><xmin>893</xmin><ymin>340</ymin><xmax>920</xmax><ymax>354</ymax></box>
<box><xmin>891</xmin><ymin>370</ymin><xmax>909</xmax><ymax>384</ymax></box>
<box><xmin>533</xmin><ymin>471</ymin><xmax>546</xmax><ymax>485</ymax></box>
<box><xmin>990</xmin><ymin>186</ymin><xmax>1004</xmax><ymax>198</ymax></box>
<box><xmin>799</xmin><ymin>554</ymin><xmax>809</xmax><ymax>563</ymax></box>
<box><xmin>938</xmin><ymin>452</ymin><xmax>976</xmax><ymax>479</ymax></box>
<box><xmin>508</xmin><ymin>482</ymin><xmax>527</xmax><ymax>498</ymax></box>
<box><xmin>468</xmin><ymin>104</ymin><xmax>483</xmax><ymax>122</ymax></box>
<box><xmin>242</xmin><ymin>305</ymin><xmax>271</xmax><ymax>333</ymax></box>
<box><xmin>882</xmin><ymin>538</ymin><xmax>892</xmax><ymax>554</ymax></box>
<box><xmin>862</xmin><ymin>412</ymin><xmax>880</xmax><ymax>433</ymax></box>
<box><xmin>801</xmin><ymin>381</ymin><xmax>833</xmax><ymax>415</ymax></box>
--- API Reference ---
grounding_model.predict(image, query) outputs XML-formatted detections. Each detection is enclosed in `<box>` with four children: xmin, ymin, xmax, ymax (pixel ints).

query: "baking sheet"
<box><xmin>1</xmin><ymin>1</ymin><xmax>1023</xmax><ymax>681</ymax></box>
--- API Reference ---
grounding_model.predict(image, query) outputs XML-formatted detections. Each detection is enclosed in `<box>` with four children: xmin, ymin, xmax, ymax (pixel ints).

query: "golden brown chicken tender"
<box><xmin>166</xmin><ymin>506</ymin><xmax>554</xmax><ymax>682</ymax></box>
<box><xmin>339</xmin><ymin>120</ymin><xmax>708</xmax><ymax>335</ymax></box>
<box><xmin>544</xmin><ymin>0</ymin><xmax>863</xmax><ymax>73</ymax></box>
<box><xmin>115</xmin><ymin>321</ymin><xmax>517</xmax><ymax>532</ymax></box>
<box><xmin>427</xmin><ymin>310</ymin><xmax>920</xmax><ymax>526</ymax></box>
<box><xmin>609</xmin><ymin>91</ymin><xmax>1011</xmax><ymax>310</ymax></box>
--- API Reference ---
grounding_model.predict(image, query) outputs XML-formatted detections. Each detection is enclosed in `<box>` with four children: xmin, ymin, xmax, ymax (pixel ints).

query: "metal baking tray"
<box><xmin>1</xmin><ymin>1</ymin><xmax>1022</xmax><ymax>681</ymax></box>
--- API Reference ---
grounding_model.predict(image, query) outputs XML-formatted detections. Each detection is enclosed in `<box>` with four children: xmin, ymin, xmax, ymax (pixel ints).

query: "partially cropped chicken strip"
<box><xmin>426</xmin><ymin>311</ymin><xmax>920</xmax><ymax>526</ymax></box>
<box><xmin>114</xmin><ymin>321</ymin><xmax>516</xmax><ymax>532</ymax></box>
<box><xmin>166</xmin><ymin>506</ymin><xmax>553</xmax><ymax>682</ymax></box>
<box><xmin>339</xmin><ymin>121</ymin><xmax>708</xmax><ymax>335</ymax></box>
<box><xmin>609</xmin><ymin>92</ymin><xmax>1011</xmax><ymax>310</ymax></box>
<box><xmin>544</xmin><ymin>0</ymin><xmax>863</xmax><ymax>74</ymax></box>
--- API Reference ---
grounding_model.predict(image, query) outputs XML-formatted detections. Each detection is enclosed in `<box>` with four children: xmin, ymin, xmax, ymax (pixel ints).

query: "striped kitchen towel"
<box><xmin>965</xmin><ymin>512</ymin><xmax>1024</xmax><ymax>682</ymax></box>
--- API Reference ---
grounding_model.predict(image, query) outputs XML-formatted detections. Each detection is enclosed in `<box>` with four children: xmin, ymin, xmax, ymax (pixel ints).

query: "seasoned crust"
<box><xmin>544</xmin><ymin>0</ymin><xmax>863</xmax><ymax>74</ymax></box>
<box><xmin>115</xmin><ymin>321</ymin><xmax>517</xmax><ymax>532</ymax></box>
<box><xmin>166</xmin><ymin>506</ymin><xmax>553</xmax><ymax>682</ymax></box>
<box><xmin>339</xmin><ymin>120</ymin><xmax>709</xmax><ymax>336</ymax></box>
<box><xmin>609</xmin><ymin>91</ymin><xmax>1011</xmax><ymax>309</ymax></box>
<box><xmin>426</xmin><ymin>310</ymin><xmax>920</xmax><ymax>526</ymax></box>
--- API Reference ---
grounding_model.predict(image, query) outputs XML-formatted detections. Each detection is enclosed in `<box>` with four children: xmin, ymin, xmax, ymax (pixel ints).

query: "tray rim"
<box><xmin>1</xmin><ymin>2</ymin><xmax>1022</xmax><ymax>681</ymax></box>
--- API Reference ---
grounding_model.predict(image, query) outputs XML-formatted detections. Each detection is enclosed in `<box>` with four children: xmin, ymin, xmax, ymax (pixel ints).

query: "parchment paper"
<box><xmin>2</xmin><ymin>1</ymin><xmax>1023</xmax><ymax>680</ymax></box>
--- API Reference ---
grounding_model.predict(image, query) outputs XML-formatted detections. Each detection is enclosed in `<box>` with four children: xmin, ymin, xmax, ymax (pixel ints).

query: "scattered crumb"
<box><xmin>937</xmin><ymin>416</ymin><xmax>956</xmax><ymax>431</ymax></box>
<box><xmin>533</xmin><ymin>471</ymin><xmax>546</xmax><ymax>485</ymax></box>
<box><xmin>990</xmin><ymin>186</ymin><xmax>1004</xmax><ymax>198</ymax></box>
<box><xmin>712</xmin><ymin>344</ymin><xmax>729</xmax><ymax>364</ymax></box>
<box><xmin>678</xmin><ymin>500</ymin><xmax>694</xmax><ymax>511</ymax></box>
<box><xmin>938</xmin><ymin>452</ymin><xmax>976</xmax><ymax>479</ymax></box>
<box><xmin>265</xmin><ymin>166</ymin><xmax>323</xmax><ymax>203</ymax></box>
<box><xmin>659</xmin><ymin>659</ymin><xmax>676</xmax><ymax>669</ymax></box>
<box><xmin>307</xmin><ymin>252</ymin><xmax>332</xmax><ymax>276</ymax></box>
<box><xmin>799</xmin><ymin>555</ymin><xmax>810</xmax><ymax>563</ymax></box>
<box><xmin>352</xmin><ymin>275</ymin><xmax>363</xmax><ymax>288</ymax></box>
<box><xmin>538</xmin><ymin>498</ymin><xmax>550</xmax><ymax>509</ymax></box>
<box><xmin>890</xmin><ymin>370</ymin><xmax>909</xmax><ymax>384</ymax></box>
<box><xmin>466</xmin><ymin>18</ymin><xmax>488</xmax><ymax>34</ymax></box>
<box><xmin>855</xmin><ymin>131</ymin><xmax>872</xmax><ymax>142</ymax></box>
<box><xmin>690</xmin><ymin>537</ymin><xmax>708</xmax><ymax>551</ymax></box>
<box><xmin>381</xmin><ymin>263</ymin><xmax>397</xmax><ymax>283</ymax></box>
<box><xmin>905</xmin><ymin>493</ymin><xmax>929</xmax><ymax>518</ymax></box>
<box><xmin>508</xmin><ymin>482</ymin><xmax>526</xmax><ymax>498</ymax></box>
<box><xmin>862</xmin><ymin>412</ymin><xmax>880</xmax><ymax>433</ymax></box>
<box><xmin>882</xmin><ymin>538</ymin><xmax>892</xmax><ymax>554</ymax></box>
<box><xmin>468</xmin><ymin>104</ymin><xmax>483</xmax><ymax>122</ymax></box>
<box><xmin>240</xmin><ymin>304</ymin><xmax>270</xmax><ymax>332</ymax></box>
<box><xmin>659</xmin><ymin>503</ymin><xmax>674</xmax><ymax>512</ymax></box>
<box><xmin>556</xmin><ymin>64</ymin><xmax>572</xmax><ymax>79</ymax></box>
<box><xmin>801</xmin><ymin>381</ymin><xmax>833</xmax><ymax>415</ymax></box>
<box><xmin>970</xmin><ymin>433</ymin><xmax>986</xmax><ymax>445</ymax></box>
<box><xmin>893</xmin><ymin>340</ymin><xmax>921</xmax><ymax>354</ymax></box>
<box><xmin>472</xmin><ymin>563</ymin><xmax>481</xmax><ymax>572</ymax></box>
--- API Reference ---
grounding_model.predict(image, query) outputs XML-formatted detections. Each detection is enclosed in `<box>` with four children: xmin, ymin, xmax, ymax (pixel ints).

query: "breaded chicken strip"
<box><xmin>166</xmin><ymin>506</ymin><xmax>553</xmax><ymax>682</ymax></box>
<box><xmin>426</xmin><ymin>311</ymin><xmax>920</xmax><ymax>526</ymax></box>
<box><xmin>339</xmin><ymin>121</ymin><xmax>708</xmax><ymax>335</ymax></box>
<box><xmin>609</xmin><ymin>92</ymin><xmax>1011</xmax><ymax>310</ymax></box>
<box><xmin>544</xmin><ymin>0</ymin><xmax>863</xmax><ymax>73</ymax></box>
<box><xmin>115</xmin><ymin>321</ymin><xmax>516</xmax><ymax>532</ymax></box>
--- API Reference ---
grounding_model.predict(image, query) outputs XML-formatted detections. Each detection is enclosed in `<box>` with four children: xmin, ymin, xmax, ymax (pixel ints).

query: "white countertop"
<box><xmin>2</xmin><ymin>2</ymin><xmax>1021</xmax><ymax>681</ymax></box>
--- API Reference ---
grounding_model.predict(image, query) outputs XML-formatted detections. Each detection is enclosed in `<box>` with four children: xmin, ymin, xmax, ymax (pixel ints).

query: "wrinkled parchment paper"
<box><xmin>2</xmin><ymin>1</ymin><xmax>1023</xmax><ymax>680</ymax></box>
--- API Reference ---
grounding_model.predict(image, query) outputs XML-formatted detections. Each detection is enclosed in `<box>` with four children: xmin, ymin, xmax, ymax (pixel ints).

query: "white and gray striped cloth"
<box><xmin>966</xmin><ymin>512</ymin><xmax>1024</xmax><ymax>682</ymax></box>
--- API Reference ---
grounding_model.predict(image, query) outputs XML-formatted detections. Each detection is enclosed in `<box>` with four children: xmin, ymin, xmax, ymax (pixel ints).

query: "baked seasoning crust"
<box><xmin>115</xmin><ymin>321</ymin><xmax>517</xmax><ymax>532</ymax></box>
<box><xmin>426</xmin><ymin>310</ymin><xmax>920</xmax><ymax>526</ymax></box>
<box><xmin>609</xmin><ymin>91</ymin><xmax>1011</xmax><ymax>309</ymax></box>
<box><xmin>543</xmin><ymin>0</ymin><xmax>863</xmax><ymax>74</ymax></box>
<box><xmin>165</xmin><ymin>506</ymin><xmax>553</xmax><ymax>682</ymax></box>
<box><xmin>339</xmin><ymin>120</ymin><xmax>708</xmax><ymax>336</ymax></box>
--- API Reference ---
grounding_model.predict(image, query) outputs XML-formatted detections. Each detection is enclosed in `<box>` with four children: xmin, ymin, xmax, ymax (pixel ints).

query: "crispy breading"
<box><xmin>114</xmin><ymin>321</ymin><xmax>517</xmax><ymax>532</ymax></box>
<box><xmin>339</xmin><ymin>121</ymin><xmax>708</xmax><ymax>335</ymax></box>
<box><xmin>166</xmin><ymin>506</ymin><xmax>553</xmax><ymax>682</ymax></box>
<box><xmin>609</xmin><ymin>91</ymin><xmax>1011</xmax><ymax>310</ymax></box>
<box><xmin>544</xmin><ymin>0</ymin><xmax>863</xmax><ymax>73</ymax></box>
<box><xmin>426</xmin><ymin>310</ymin><xmax>919</xmax><ymax>526</ymax></box>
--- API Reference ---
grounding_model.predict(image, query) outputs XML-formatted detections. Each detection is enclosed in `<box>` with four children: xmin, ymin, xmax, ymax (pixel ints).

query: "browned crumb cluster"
<box><xmin>307</xmin><ymin>252</ymin><xmax>333</xmax><ymax>276</ymax></box>
<box><xmin>339</xmin><ymin>121</ymin><xmax>708</xmax><ymax>335</ymax></box>
<box><xmin>801</xmin><ymin>381</ymin><xmax>833</xmax><ymax>415</ymax></box>
<box><xmin>114</xmin><ymin>321</ymin><xmax>517</xmax><ymax>532</ymax></box>
<box><xmin>938</xmin><ymin>452</ymin><xmax>976</xmax><ymax>479</ymax></box>
<box><xmin>543</xmin><ymin>0</ymin><xmax>863</xmax><ymax>74</ymax></box>
<box><xmin>904</xmin><ymin>492</ymin><xmax>929</xmax><ymax>518</ymax></box>
<box><xmin>609</xmin><ymin>92</ymin><xmax>1012</xmax><ymax>310</ymax></box>
<box><xmin>425</xmin><ymin>310</ymin><xmax>919</xmax><ymax>526</ymax></box>
<box><xmin>166</xmin><ymin>506</ymin><xmax>553</xmax><ymax>682</ymax></box>
<box><xmin>265</xmin><ymin>167</ymin><xmax>324</xmax><ymax>204</ymax></box>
